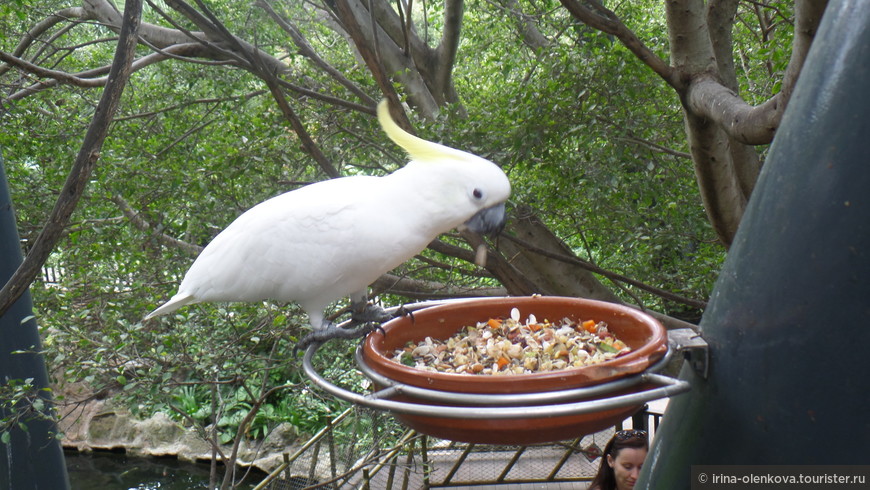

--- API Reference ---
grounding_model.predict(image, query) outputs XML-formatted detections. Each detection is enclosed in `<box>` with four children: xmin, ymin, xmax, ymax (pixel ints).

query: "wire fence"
<box><xmin>256</xmin><ymin>404</ymin><xmax>663</xmax><ymax>490</ymax></box>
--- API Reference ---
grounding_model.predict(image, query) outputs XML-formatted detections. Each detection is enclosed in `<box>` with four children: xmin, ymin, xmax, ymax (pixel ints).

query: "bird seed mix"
<box><xmin>390</xmin><ymin>308</ymin><xmax>632</xmax><ymax>375</ymax></box>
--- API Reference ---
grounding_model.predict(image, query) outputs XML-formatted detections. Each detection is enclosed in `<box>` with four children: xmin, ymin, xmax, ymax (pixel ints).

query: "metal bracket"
<box><xmin>668</xmin><ymin>328</ymin><xmax>709</xmax><ymax>379</ymax></box>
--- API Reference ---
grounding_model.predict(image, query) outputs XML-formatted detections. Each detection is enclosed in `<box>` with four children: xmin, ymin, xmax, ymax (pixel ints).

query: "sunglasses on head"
<box><xmin>615</xmin><ymin>429</ymin><xmax>648</xmax><ymax>441</ymax></box>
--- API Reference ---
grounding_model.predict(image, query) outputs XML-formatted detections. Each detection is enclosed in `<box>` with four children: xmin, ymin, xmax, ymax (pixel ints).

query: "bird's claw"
<box><xmin>394</xmin><ymin>304</ymin><xmax>415</xmax><ymax>324</ymax></box>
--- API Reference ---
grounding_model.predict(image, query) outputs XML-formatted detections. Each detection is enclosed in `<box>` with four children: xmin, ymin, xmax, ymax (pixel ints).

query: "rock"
<box><xmin>55</xmin><ymin>383</ymin><xmax>306</xmax><ymax>474</ymax></box>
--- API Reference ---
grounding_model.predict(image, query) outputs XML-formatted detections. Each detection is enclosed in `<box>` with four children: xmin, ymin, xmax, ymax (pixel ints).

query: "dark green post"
<box><xmin>640</xmin><ymin>0</ymin><xmax>870</xmax><ymax>487</ymax></box>
<box><xmin>0</xmin><ymin>152</ymin><xmax>70</xmax><ymax>489</ymax></box>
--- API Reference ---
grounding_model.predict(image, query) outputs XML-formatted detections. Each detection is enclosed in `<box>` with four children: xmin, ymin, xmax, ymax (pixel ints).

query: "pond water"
<box><xmin>65</xmin><ymin>450</ymin><xmax>258</xmax><ymax>490</ymax></box>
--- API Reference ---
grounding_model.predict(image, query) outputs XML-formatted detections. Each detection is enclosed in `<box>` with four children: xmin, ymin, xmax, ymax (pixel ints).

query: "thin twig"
<box><xmin>501</xmin><ymin>233</ymin><xmax>707</xmax><ymax>309</ymax></box>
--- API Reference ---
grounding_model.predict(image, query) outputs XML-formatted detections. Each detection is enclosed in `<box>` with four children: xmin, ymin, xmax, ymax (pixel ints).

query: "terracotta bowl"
<box><xmin>360</xmin><ymin>296</ymin><xmax>668</xmax><ymax>444</ymax></box>
<box><xmin>363</xmin><ymin>296</ymin><xmax>667</xmax><ymax>394</ymax></box>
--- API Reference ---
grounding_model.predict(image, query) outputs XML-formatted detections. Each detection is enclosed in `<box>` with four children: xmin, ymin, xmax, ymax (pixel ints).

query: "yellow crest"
<box><xmin>377</xmin><ymin>100</ymin><xmax>465</xmax><ymax>163</ymax></box>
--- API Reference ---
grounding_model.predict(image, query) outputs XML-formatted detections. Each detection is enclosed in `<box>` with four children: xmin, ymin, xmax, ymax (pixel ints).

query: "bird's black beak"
<box><xmin>463</xmin><ymin>202</ymin><xmax>507</xmax><ymax>237</ymax></box>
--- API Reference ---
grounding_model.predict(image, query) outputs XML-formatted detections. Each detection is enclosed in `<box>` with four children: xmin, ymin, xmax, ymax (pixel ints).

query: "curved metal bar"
<box><xmin>300</xmin><ymin>298</ymin><xmax>692</xmax><ymax>421</ymax></box>
<box><xmin>302</xmin><ymin>341</ymin><xmax>690</xmax><ymax>420</ymax></box>
<box><xmin>354</xmin><ymin>344</ymin><xmax>674</xmax><ymax>406</ymax></box>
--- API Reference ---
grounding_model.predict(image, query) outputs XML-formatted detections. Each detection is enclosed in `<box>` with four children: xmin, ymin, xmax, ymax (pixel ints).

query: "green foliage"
<box><xmin>730</xmin><ymin>1</ymin><xmax>795</xmax><ymax>101</ymax></box>
<box><xmin>0</xmin><ymin>377</ymin><xmax>61</xmax><ymax>444</ymax></box>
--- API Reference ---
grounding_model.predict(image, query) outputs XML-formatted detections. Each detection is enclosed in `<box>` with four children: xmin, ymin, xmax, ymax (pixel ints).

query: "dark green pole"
<box><xmin>0</xmin><ymin>152</ymin><xmax>70</xmax><ymax>489</ymax></box>
<box><xmin>640</xmin><ymin>0</ymin><xmax>870</xmax><ymax>487</ymax></box>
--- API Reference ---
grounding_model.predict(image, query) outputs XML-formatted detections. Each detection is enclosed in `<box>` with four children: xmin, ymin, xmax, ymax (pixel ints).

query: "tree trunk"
<box><xmin>558</xmin><ymin>0</ymin><xmax>827</xmax><ymax>247</ymax></box>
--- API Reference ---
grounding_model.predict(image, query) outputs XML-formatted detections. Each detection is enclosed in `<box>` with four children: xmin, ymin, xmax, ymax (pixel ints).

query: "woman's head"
<box><xmin>590</xmin><ymin>429</ymin><xmax>649</xmax><ymax>490</ymax></box>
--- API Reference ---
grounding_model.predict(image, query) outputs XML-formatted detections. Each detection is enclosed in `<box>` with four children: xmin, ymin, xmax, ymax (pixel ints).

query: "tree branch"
<box><xmin>493</xmin><ymin>0</ymin><xmax>552</xmax><ymax>53</ymax></box>
<box><xmin>706</xmin><ymin>0</ymin><xmax>762</xmax><ymax>199</ymax></box>
<box><xmin>559</xmin><ymin>0</ymin><xmax>680</xmax><ymax>89</ymax></box>
<box><xmin>112</xmin><ymin>90</ymin><xmax>268</xmax><ymax>122</ymax></box>
<box><xmin>254</xmin><ymin>0</ymin><xmax>376</xmax><ymax>106</ymax></box>
<box><xmin>0</xmin><ymin>0</ymin><xmax>143</xmax><ymax>317</ymax></box>
<box><xmin>333</xmin><ymin>0</ymin><xmax>439</xmax><ymax>118</ymax></box>
<box><xmin>331</xmin><ymin>0</ymin><xmax>415</xmax><ymax>119</ymax></box>
<box><xmin>502</xmin><ymin>232</ymin><xmax>707</xmax><ymax>310</ymax></box>
<box><xmin>371</xmin><ymin>273</ymin><xmax>506</xmax><ymax>299</ymax></box>
<box><xmin>84</xmin><ymin>0</ymin><xmax>202</xmax><ymax>48</ymax></box>
<box><xmin>686</xmin><ymin>1</ymin><xmax>825</xmax><ymax>147</ymax></box>
<box><xmin>157</xmin><ymin>0</ymin><xmax>253</xmax><ymax>69</ymax></box>
<box><xmin>685</xmin><ymin>76</ymin><xmax>780</xmax><ymax>145</ymax></box>
<box><xmin>0</xmin><ymin>7</ymin><xmax>90</xmax><ymax>78</ymax></box>
<box><xmin>185</xmin><ymin>0</ymin><xmax>344</xmax><ymax>178</ymax></box>
<box><xmin>366</xmin><ymin>0</ymin><xmax>430</xmax><ymax>64</ymax></box>
<box><xmin>706</xmin><ymin>0</ymin><xmax>740</xmax><ymax>91</ymax></box>
<box><xmin>428</xmin><ymin>235</ymin><xmax>540</xmax><ymax>296</ymax></box>
<box><xmin>0</xmin><ymin>50</ymin><xmax>107</xmax><ymax>88</ymax></box>
<box><xmin>594</xmin><ymin>115</ymin><xmax>692</xmax><ymax>159</ymax></box>
<box><xmin>3</xmin><ymin>43</ymin><xmax>217</xmax><ymax>103</ymax></box>
<box><xmin>665</xmin><ymin>0</ymin><xmax>742</xmax><ymax>247</ymax></box>
<box><xmin>432</xmin><ymin>0</ymin><xmax>464</xmax><ymax>104</ymax></box>
<box><xmin>778</xmin><ymin>0</ymin><xmax>828</xmax><ymax>116</ymax></box>
<box><xmin>110</xmin><ymin>195</ymin><xmax>204</xmax><ymax>256</ymax></box>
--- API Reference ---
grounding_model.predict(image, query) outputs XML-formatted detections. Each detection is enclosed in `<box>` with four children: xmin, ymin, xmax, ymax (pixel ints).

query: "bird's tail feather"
<box><xmin>144</xmin><ymin>293</ymin><xmax>195</xmax><ymax>320</ymax></box>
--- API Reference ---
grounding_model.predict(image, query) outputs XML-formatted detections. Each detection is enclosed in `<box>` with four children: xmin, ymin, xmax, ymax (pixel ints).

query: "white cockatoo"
<box><xmin>145</xmin><ymin>100</ymin><xmax>511</xmax><ymax>348</ymax></box>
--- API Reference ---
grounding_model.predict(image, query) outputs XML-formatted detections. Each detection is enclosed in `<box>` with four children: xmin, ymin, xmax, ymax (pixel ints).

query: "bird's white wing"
<box><xmin>147</xmin><ymin>174</ymin><xmax>443</xmax><ymax>317</ymax></box>
<box><xmin>175</xmin><ymin>177</ymin><xmax>377</xmax><ymax>304</ymax></box>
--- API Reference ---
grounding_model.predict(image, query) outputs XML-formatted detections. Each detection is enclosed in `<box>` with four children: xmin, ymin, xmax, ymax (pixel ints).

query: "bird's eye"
<box><xmin>472</xmin><ymin>188</ymin><xmax>484</xmax><ymax>200</ymax></box>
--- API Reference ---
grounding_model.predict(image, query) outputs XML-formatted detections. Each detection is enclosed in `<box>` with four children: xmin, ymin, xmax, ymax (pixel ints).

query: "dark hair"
<box><xmin>587</xmin><ymin>430</ymin><xmax>649</xmax><ymax>490</ymax></box>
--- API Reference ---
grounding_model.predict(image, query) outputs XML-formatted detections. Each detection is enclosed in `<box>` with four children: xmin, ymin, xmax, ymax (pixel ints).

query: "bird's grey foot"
<box><xmin>294</xmin><ymin>304</ymin><xmax>415</xmax><ymax>355</ymax></box>
<box><xmin>350</xmin><ymin>303</ymin><xmax>391</xmax><ymax>325</ymax></box>
<box><xmin>350</xmin><ymin>303</ymin><xmax>414</xmax><ymax>326</ymax></box>
<box><xmin>294</xmin><ymin>321</ymin><xmax>380</xmax><ymax>354</ymax></box>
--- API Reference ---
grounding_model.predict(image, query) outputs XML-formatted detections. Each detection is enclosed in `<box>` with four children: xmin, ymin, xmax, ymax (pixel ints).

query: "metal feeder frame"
<box><xmin>302</xmin><ymin>299</ymin><xmax>702</xmax><ymax>422</ymax></box>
